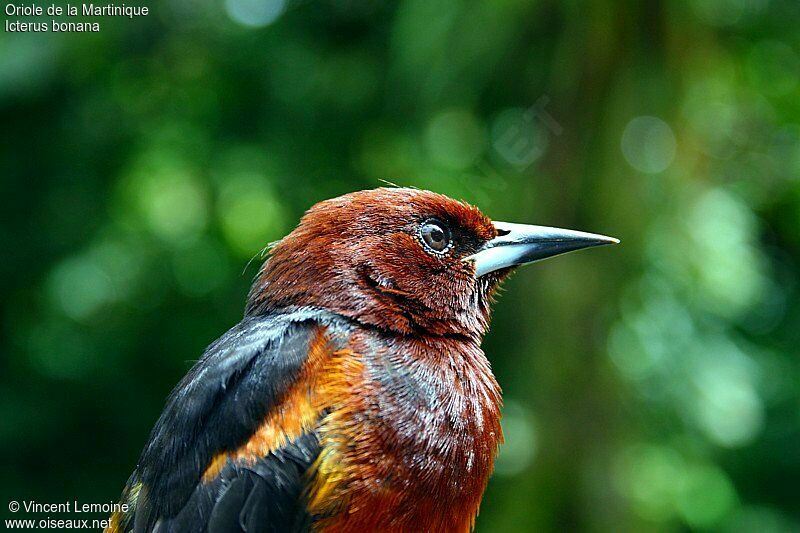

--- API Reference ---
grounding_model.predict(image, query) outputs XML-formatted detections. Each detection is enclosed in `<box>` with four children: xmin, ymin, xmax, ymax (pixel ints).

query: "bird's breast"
<box><xmin>309</xmin><ymin>330</ymin><xmax>502</xmax><ymax>532</ymax></box>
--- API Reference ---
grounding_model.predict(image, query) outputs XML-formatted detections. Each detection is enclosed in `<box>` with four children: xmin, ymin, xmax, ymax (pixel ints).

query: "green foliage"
<box><xmin>1</xmin><ymin>1</ymin><xmax>798</xmax><ymax>530</ymax></box>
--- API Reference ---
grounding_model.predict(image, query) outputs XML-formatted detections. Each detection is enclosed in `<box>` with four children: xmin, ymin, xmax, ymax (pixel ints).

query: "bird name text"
<box><xmin>4</xmin><ymin>3</ymin><xmax>149</xmax><ymax>33</ymax></box>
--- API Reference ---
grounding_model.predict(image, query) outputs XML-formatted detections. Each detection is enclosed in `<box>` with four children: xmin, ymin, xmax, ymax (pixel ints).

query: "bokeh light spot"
<box><xmin>225</xmin><ymin>0</ymin><xmax>286</xmax><ymax>28</ymax></box>
<box><xmin>218</xmin><ymin>173</ymin><xmax>287</xmax><ymax>257</ymax></box>
<box><xmin>621</xmin><ymin>116</ymin><xmax>677</xmax><ymax>173</ymax></box>
<box><xmin>687</xmin><ymin>188</ymin><xmax>766</xmax><ymax>317</ymax></box>
<box><xmin>494</xmin><ymin>400</ymin><xmax>537</xmax><ymax>477</ymax></box>
<box><xmin>613</xmin><ymin>444</ymin><xmax>684</xmax><ymax>521</ymax></box>
<box><xmin>48</xmin><ymin>256</ymin><xmax>115</xmax><ymax>322</ymax></box>
<box><xmin>126</xmin><ymin>158</ymin><xmax>209</xmax><ymax>245</ymax></box>
<box><xmin>675</xmin><ymin>464</ymin><xmax>737</xmax><ymax>528</ymax></box>
<box><xmin>691</xmin><ymin>343</ymin><xmax>764</xmax><ymax>448</ymax></box>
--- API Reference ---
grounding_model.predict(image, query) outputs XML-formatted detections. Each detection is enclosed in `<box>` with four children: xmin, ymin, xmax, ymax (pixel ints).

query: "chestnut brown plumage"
<box><xmin>108</xmin><ymin>188</ymin><xmax>617</xmax><ymax>533</ymax></box>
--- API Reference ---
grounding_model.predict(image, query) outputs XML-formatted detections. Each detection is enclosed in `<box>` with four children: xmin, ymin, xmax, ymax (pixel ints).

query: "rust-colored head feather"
<box><xmin>246</xmin><ymin>188</ymin><xmax>499</xmax><ymax>338</ymax></box>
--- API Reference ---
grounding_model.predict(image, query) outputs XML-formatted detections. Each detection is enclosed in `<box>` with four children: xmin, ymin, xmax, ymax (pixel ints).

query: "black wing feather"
<box><xmin>116</xmin><ymin>308</ymin><xmax>350</xmax><ymax>533</ymax></box>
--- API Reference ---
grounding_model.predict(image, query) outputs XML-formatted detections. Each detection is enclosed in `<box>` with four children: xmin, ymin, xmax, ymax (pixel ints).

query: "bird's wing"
<box><xmin>108</xmin><ymin>308</ymin><xmax>351</xmax><ymax>533</ymax></box>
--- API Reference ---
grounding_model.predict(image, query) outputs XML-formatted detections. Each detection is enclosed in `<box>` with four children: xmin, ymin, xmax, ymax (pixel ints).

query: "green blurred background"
<box><xmin>2</xmin><ymin>0</ymin><xmax>799</xmax><ymax>531</ymax></box>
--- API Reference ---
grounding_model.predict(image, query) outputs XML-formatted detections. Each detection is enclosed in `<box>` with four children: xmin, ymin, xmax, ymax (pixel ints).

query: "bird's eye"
<box><xmin>418</xmin><ymin>220</ymin><xmax>452</xmax><ymax>254</ymax></box>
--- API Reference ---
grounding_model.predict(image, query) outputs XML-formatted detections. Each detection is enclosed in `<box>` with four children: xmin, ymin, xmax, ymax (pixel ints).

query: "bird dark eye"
<box><xmin>418</xmin><ymin>220</ymin><xmax>452</xmax><ymax>254</ymax></box>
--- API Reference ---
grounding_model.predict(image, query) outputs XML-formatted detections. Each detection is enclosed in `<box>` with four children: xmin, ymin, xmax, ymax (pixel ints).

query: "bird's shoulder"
<box><xmin>108</xmin><ymin>307</ymin><xmax>353</xmax><ymax>533</ymax></box>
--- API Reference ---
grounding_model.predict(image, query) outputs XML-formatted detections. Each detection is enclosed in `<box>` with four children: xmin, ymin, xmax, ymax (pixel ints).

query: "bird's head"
<box><xmin>246</xmin><ymin>188</ymin><xmax>617</xmax><ymax>339</ymax></box>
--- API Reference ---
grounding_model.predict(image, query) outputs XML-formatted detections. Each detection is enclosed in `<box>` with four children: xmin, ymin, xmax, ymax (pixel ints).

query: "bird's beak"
<box><xmin>466</xmin><ymin>221</ymin><xmax>620</xmax><ymax>277</ymax></box>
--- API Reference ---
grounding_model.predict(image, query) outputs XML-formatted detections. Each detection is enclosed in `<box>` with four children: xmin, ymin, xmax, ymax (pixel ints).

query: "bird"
<box><xmin>107</xmin><ymin>187</ymin><xmax>618</xmax><ymax>533</ymax></box>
